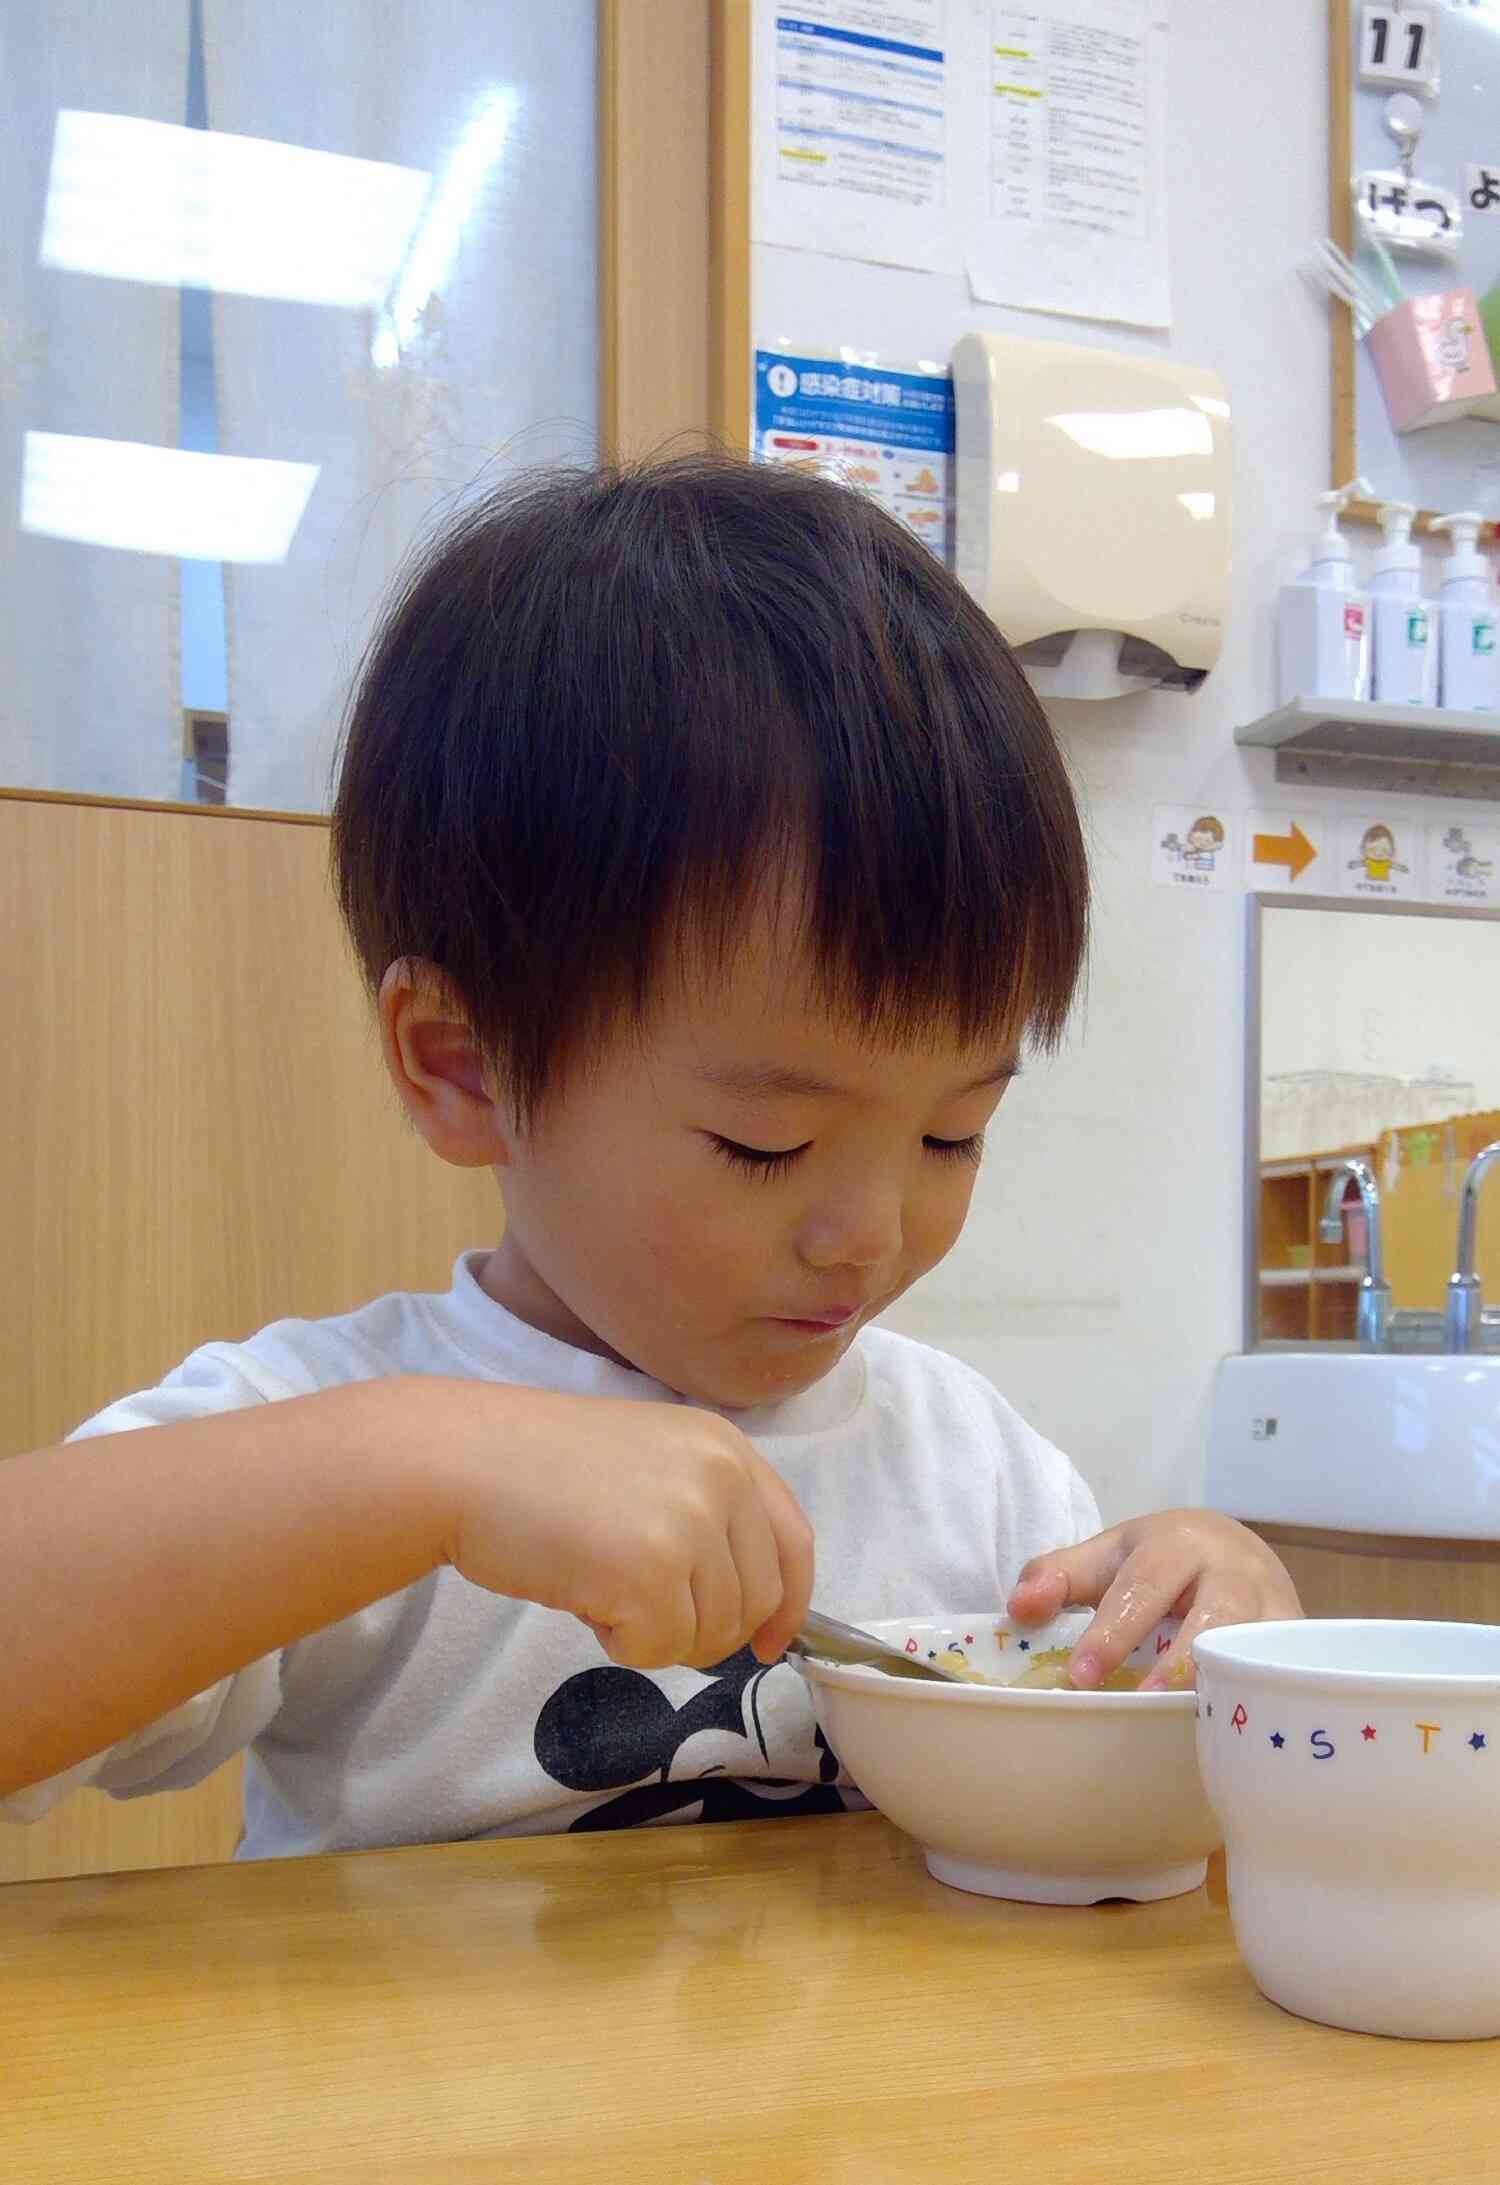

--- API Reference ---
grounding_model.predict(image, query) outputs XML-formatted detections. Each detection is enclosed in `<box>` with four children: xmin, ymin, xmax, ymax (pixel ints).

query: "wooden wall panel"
<box><xmin>0</xmin><ymin>798</ymin><xmax>498</xmax><ymax>1452</ymax></box>
<box><xmin>1253</xmin><ymin>1524</ymin><xmax>1500</xmax><ymax>1626</ymax></box>
<box><xmin>0</xmin><ymin>798</ymin><xmax>498</xmax><ymax>1883</ymax></box>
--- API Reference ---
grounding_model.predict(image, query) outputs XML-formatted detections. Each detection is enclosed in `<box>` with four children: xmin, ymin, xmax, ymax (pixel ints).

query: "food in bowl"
<box><xmin>1008</xmin><ymin>1646</ymin><xmax>1148</xmax><ymax>1691</ymax></box>
<box><xmin>1195</xmin><ymin>1618</ymin><xmax>1500</xmax><ymax>2040</ymax></box>
<box><xmin>926</xmin><ymin>1639</ymin><xmax>1149</xmax><ymax>1690</ymax></box>
<box><xmin>794</xmin><ymin>1610</ymin><xmax>1218</xmax><ymax>1905</ymax></box>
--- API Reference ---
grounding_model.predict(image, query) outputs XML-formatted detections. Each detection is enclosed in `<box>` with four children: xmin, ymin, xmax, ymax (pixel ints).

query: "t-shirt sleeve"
<box><xmin>0</xmin><ymin>1345</ymin><xmax>296</xmax><ymax>1826</ymax></box>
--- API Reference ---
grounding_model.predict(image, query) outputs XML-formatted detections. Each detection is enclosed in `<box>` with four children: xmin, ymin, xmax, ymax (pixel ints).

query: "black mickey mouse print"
<box><xmin>533</xmin><ymin>1645</ymin><xmax>847</xmax><ymax>1830</ymax></box>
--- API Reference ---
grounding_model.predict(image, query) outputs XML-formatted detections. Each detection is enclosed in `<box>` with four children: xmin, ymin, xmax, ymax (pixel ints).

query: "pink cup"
<box><xmin>1366</xmin><ymin>288</ymin><xmax>1497</xmax><ymax>433</ymax></box>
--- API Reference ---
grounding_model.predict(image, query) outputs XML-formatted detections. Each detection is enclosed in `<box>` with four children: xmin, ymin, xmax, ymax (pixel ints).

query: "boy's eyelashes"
<box><xmin>705</xmin><ymin>1132</ymin><xmax>986</xmax><ymax>1181</ymax></box>
<box><xmin>708</xmin><ymin>1135</ymin><xmax>810</xmax><ymax>1182</ymax></box>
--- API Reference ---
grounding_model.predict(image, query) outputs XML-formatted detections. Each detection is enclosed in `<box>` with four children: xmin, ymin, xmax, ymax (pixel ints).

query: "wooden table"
<box><xmin>3</xmin><ymin>1811</ymin><xmax>1495</xmax><ymax>2182</ymax></box>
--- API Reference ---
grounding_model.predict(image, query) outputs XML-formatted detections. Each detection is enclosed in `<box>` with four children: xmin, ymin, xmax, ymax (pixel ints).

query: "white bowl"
<box><xmin>1195</xmin><ymin>1620</ymin><xmax>1500</xmax><ymax>2040</ymax></box>
<box><xmin>794</xmin><ymin>1611</ymin><xmax>1218</xmax><ymax>1904</ymax></box>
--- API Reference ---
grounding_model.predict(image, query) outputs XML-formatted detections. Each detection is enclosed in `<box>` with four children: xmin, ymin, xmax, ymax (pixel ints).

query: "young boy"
<box><xmin>0</xmin><ymin>456</ymin><xmax>1297</xmax><ymax>1855</ymax></box>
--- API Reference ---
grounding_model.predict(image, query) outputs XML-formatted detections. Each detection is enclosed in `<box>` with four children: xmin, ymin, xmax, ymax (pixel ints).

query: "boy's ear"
<box><xmin>378</xmin><ymin>960</ymin><xmax>513</xmax><ymax>1169</ymax></box>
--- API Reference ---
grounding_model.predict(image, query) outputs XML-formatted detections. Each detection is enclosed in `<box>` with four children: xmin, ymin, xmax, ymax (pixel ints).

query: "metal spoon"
<box><xmin>787</xmin><ymin>1609</ymin><xmax>969</xmax><ymax>1683</ymax></box>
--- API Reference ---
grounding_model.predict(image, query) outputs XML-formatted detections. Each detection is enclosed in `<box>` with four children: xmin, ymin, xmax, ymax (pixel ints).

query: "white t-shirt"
<box><xmin>2</xmin><ymin>1252</ymin><xmax>1100</xmax><ymax>1857</ymax></box>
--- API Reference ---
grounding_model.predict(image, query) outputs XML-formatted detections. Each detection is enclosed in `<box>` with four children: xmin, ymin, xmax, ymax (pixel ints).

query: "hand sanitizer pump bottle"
<box><xmin>1431</xmin><ymin>510</ymin><xmax>1499</xmax><ymax>711</ymax></box>
<box><xmin>1277</xmin><ymin>479</ymin><xmax>1371</xmax><ymax>703</ymax></box>
<box><xmin>1370</xmin><ymin>499</ymin><xmax>1438</xmax><ymax>706</ymax></box>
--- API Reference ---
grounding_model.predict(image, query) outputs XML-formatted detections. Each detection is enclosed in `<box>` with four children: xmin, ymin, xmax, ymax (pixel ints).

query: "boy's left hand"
<box><xmin>1006</xmin><ymin>1510</ymin><xmax>1302</xmax><ymax>1691</ymax></box>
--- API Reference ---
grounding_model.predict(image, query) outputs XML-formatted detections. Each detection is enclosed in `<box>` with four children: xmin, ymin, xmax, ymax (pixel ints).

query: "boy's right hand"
<box><xmin>435</xmin><ymin>1383</ymin><xmax>814</xmax><ymax>1672</ymax></box>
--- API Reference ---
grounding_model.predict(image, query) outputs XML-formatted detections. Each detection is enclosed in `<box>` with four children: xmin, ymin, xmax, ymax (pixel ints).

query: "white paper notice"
<box><xmin>753</xmin><ymin>3</ymin><xmax>959</xmax><ymax>273</ymax></box>
<box><xmin>966</xmin><ymin>0</ymin><xmax>1170</xmax><ymax>329</ymax></box>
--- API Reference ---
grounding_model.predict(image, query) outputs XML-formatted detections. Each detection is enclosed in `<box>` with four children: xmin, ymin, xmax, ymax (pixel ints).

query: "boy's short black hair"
<box><xmin>332</xmin><ymin>453</ymin><xmax>1088</xmax><ymax>1123</ymax></box>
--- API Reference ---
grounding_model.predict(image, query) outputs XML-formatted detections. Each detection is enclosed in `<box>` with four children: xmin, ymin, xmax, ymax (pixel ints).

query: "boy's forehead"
<box><xmin>658</xmin><ymin>974</ymin><xmax>1019</xmax><ymax>1098</ymax></box>
<box><xmin>644</xmin><ymin>888</ymin><xmax>1023</xmax><ymax>1090</ymax></box>
<box><xmin>686</xmin><ymin>1050</ymin><xmax>1019</xmax><ymax>1104</ymax></box>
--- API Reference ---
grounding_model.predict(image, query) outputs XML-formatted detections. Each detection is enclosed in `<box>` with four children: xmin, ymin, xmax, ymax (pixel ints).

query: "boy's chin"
<box><xmin>667</xmin><ymin>1336</ymin><xmax>851</xmax><ymax>1415</ymax></box>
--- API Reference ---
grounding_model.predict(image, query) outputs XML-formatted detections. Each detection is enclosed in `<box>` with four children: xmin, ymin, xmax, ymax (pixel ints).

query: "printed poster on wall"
<box><xmin>965</xmin><ymin>0</ymin><xmax>1171</xmax><ymax>329</ymax></box>
<box><xmin>752</xmin><ymin>5</ymin><xmax>960</xmax><ymax>275</ymax></box>
<box><xmin>751</xmin><ymin>1</ymin><xmax>1172</xmax><ymax>330</ymax></box>
<box><xmin>753</xmin><ymin>349</ymin><xmax>956</xmax><ymax>558</ymax></box>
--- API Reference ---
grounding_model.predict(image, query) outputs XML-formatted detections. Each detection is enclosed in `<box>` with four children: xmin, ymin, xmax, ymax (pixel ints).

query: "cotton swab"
<box><xmin>1300</xmin><ymin>239</ymin><xmax>1386</xmax><ymax>334</ymax></box>
<box><xmin>1312</xmin><ymin>238</ymin><xmax>1387</xmax><ymax>321</ymax></box>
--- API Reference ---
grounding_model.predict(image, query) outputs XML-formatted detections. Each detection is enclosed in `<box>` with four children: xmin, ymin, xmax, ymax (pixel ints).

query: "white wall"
<box><xmin>753</xmin><ymin>1</ymin><xmax>1491</xmax><ymax>1521</ymax></box>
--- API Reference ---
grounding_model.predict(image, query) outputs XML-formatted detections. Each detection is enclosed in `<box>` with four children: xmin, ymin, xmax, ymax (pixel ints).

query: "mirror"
<box><xmin>1247</xmin><ymin>891</ymin><xmax>1500</xmax><ymax>1346</ymax></box>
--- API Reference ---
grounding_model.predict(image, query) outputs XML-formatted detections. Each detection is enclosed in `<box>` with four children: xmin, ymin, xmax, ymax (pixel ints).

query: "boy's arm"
<box><xmin>0</xmin><ymin>1377</ymin><xmax>454</xmax><ymax>1798</ymax></box>
<box><xmin>0</xmin><ymin>1372</ymin><xmax>814</xmax><ymax>1800</ymax></box>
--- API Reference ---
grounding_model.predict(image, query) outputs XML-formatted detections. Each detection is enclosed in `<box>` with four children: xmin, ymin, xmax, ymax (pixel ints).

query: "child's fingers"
<box><xmin>598</xmin><ymin>1576</ymin><xmax>700</xmax><ymax>1670</ymax></box>
<box><xmin>726</xmin><ymin>1498</ymin><xmax>786</xmax><ymax>1662</ymax></box>
<box><xmin>1006</xmin><ymin>1529</ymin><xmax>1129</xmax><ymax>1623</ymax></box>
<box><xmin>1138</xmin><ymin>1589</ymin><xmax>1254</xmax><ymax>1691</ymax></box>
<box><xmin>1138</xmin><ymin>1566</ymin><xmax>1303</xmax><ymax>1690</ymax></box>
<box><xmin>748</xmin><ymin>1457</ymin><xmax>815</xmax><ymax>1664</ymax></box>
<box><xmin>688</xmin><ymin>1539</ymin><xmax>752</xmax><ymax>1668</ymax></box>
<box><xmin>1065</xmin><ymin>1545</ymin><xmax>1197</xmax><ymax>1688</ymax></box>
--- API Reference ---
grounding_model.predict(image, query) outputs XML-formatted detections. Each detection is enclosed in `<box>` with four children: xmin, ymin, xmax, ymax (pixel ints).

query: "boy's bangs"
<box><xmin>656</xmin><ymin>711</ymin><xmax>1080</xmax><ymax>1068</ymax></box>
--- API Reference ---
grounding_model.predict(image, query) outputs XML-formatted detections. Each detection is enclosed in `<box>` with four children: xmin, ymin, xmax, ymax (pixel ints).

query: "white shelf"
<box><xmin>1259</xmin><ymin>1266</ymin><xmax>1363</xmax><ymax>1286</ymax></box>
<box><xmin>1238</xmin><ymin>697</ymin><xmax>1500</xmax><ymax>800</ymax></box>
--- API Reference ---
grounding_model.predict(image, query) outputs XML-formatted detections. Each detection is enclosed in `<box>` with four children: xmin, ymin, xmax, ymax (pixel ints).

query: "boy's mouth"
<box><xmin>768</xmin><ymin>1305</ymin><xmax>858</xmax><ymax>1333</ymax></box>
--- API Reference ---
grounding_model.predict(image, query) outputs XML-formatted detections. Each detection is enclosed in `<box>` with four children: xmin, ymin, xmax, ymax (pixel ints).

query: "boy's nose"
<box><xmin>796</xmin><ymin>1189</ymin><xmax>903</xmax><ymax>1272</ymax></box>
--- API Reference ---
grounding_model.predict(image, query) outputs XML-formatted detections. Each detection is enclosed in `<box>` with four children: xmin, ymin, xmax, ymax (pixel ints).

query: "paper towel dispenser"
<box><xmin>952</xmin><ymin>332</ymin><xmax>1231</xmax><ymax>700</ymax></box>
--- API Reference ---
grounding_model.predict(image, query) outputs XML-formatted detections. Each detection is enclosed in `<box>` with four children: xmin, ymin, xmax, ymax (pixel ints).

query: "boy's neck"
<box><xmin>474</xmin><ymin>1238</ymin><xmax>633</xmax><ymax>1371</ymax></box>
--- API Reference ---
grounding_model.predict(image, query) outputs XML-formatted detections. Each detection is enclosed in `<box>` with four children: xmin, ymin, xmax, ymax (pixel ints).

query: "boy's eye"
<box><xmin>924</xmin><ymin>1133</ymin><xmax>985</xmax><ymax>1165</ymax></box>
<box><xmin>708</xmin><ymin>1135</ymin><xmax>810</xmax><ymax>1180</ymax></box>
<box><xmin>708</xmin><ymin>1131</ymin><xmax>986</xmax><ymax>1178</ymax></box>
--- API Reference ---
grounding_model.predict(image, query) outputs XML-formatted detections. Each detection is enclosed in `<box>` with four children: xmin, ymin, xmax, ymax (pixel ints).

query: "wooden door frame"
<box><xmin>601</xmin><ymin>0</ymin><xmax>750</xmax><ymax>459</ymax></box>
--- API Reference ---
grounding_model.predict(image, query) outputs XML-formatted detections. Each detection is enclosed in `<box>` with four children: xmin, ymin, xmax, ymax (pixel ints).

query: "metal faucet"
<box><xmin>1318</xmin><ymin>1157</ymin><xmax>1390</xmax><ymax>1351</ymax></box>
<box><xmin>1445</xmin><ymin>1139</ymin><xmax>1500</xmax><ymax>1352</ymax></box>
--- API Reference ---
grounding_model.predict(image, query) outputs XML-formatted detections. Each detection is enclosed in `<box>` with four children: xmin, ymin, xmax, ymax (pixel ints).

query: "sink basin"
<box><xmin>1207</xmin><ymin>1352</ymin><xmax>1500</xmax><ymax>1540</ymax></box>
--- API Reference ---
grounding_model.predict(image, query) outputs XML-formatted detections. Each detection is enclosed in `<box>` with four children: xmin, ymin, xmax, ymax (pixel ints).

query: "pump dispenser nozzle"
<box><xmin>1375</xmin><ymin>498</ymin><xmax>1421</xmax><ymax>579</ymax></box>
<box><xmin>1311</xmin><ymin>475</ymin><xmax>1374</xmax><ymax>565</ymax></box>
<box><xmin>1377</xmin><ymin>498</ymin><xmax>1417</xmax><ymax>548</ymax></box>
<box><xmin>1433</xmin><ymin>510</ymin><xmax>1487</xmax><ymax>583</ymax></box>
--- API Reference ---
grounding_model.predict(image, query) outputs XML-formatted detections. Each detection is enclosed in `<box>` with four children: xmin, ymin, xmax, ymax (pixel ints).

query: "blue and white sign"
<box><xmin>753</xmin><ymin>349</ymin><xmax>955</xmax><ymax>560</ymax></box>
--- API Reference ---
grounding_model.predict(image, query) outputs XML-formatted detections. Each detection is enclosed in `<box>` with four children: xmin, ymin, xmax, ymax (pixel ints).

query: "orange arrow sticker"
<box><xmin>1252</xmin><ymin>820</ymin><xmax>1317</xmax><ymax>881</ymax></box>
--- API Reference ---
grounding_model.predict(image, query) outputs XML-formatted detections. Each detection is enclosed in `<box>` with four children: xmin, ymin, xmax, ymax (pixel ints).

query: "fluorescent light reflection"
<box><xmin>41</xmin><ymin>110</ymin><xmax>430</xmax><ymax>309</ymax></box>
<box><xmin>1049</xmin><ymin>407</ymin><xmax>1214</xmax><ymax>460</ymax></box>
<box><xmin>22</xmin><ymin>433</ymin><xmax>318</xmax><ymax>562</ymax></box>
<box><xmin>372</xmin><ymin>87</ymin><xmax>517</xmax><ymax>367</ymax></box>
